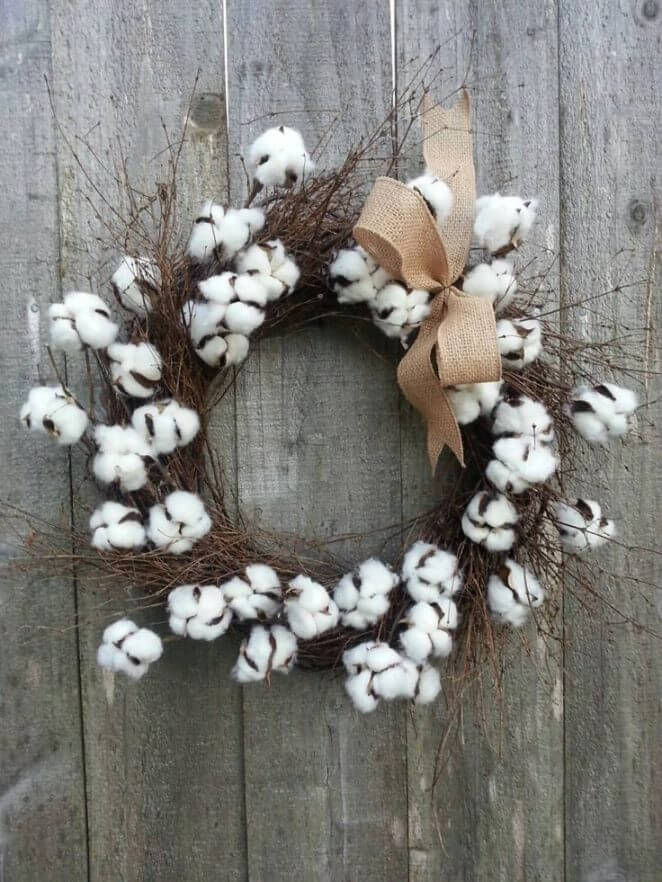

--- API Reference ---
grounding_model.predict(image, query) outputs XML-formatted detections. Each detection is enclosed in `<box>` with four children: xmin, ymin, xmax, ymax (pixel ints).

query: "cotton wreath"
<box><xmin>19</xmin><ymin>94</ymin><xmax>640</xmax><ymax>716</ymax></box>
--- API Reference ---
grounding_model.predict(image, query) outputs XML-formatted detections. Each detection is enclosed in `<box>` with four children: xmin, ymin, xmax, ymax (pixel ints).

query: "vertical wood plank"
<box><xmin>0</xmin><ymin>1</ymin><xmax>88</xmax><ymax>878</ymax></box>
<box><xmin>396</xmin><ymin>3</ymin><xmax>565</xmax><ymax>879</ymax></box>
<box><xmin>48</xmin><ymin>2</ymin><xmax>247</xmax><ymax>879</ymax></box>
<box><xmin>558</xmin><ymin>2</ymin><xmax>662</xmax><ymax>879</ymax></box>
<box><xmin>225</xmin><ymin>1</ymin><xmax>410</xmax><ymax>879</ymax></box>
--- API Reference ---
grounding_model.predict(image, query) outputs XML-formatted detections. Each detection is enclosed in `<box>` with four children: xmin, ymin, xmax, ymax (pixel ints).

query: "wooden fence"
<box><xmin>1</xmin><ymin>0</ymin><xmax>660</xmax><ymax>879</ymax></box>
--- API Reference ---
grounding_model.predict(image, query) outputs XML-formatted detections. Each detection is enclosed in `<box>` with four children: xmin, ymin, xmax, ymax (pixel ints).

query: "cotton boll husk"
<box><xmin>462</xmin><ymin>260</ymin><xmax>517</xmax><ymax>311</ymax></box>
<box><xmin>248</xmin><ymin>126</ymin><xmax>313</xmax><ymax>188</ymax></box>
<box><xmin>198</xmin><ymin>272</ymin><xmax>237</xmax><ymax>305</ymax></box>
<box><xmin>474</xmin><ymin>194</ymin><xmax>538</xmax><ymax>253</ymax></box>
<box><xmin>407</xmin><ymin>173</ymin><xmax>454</xmax><ymax>225</ymax></box>
<box><xmin>492</xmin><ymin>393</ymin><xmax>554</xmax><ymax>442</ymax></box>
<box><xmin>20</xmin><ymin>385</ymin><xmax>88</xmax><ymax>445</ymax></box>
<box><xmin>414</xmin><ymin>664</ymin><xmax>442</xmax><ymax>705</ymax></box>
<box><xmin>492</xmin><ymin>436</ymin><xmax>558</xmax><ymax>485</ymax></box>
<box><xmin>224</xmin><ymin>301</ymin><xmax>264</xmax><ymax>336</ymax></box>
<box><xmin>48</xmin><ymin>304</ymin><xmax>82</xmax><ymax>351</ymax></box>
<box><xmin>111</xmin><ymin>256</ymin><xmax>160</xmax><ymax>315</ymax></box>
<box><xmin>345</xmin><ymin>669</ymin><xmax>379</xmax><ymax>713</ymax></box>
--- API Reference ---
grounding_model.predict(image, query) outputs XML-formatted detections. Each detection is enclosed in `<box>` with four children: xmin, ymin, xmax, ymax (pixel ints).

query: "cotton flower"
<box><xmin>492</xmin><ymin>392</ymin><xmax>554</xmax><ymax>443</ymax></box>
<box><xmin>97</xmin><ymin>619</ymin><xmax>163</xmax><ymax>680</ymax></box>
<box><xmin>111</xmin><ymin>256</ymin><xmax>160</xmax><ymax>315</ymax></box>
<box><xmin>221</xmin><ymin>564</ymin><xmax>282</xmax><ymax>621</ymax></box>
<box><xmin>497</xmin><ymin>318</ymin><xmax>542</xmax><ymax>369</ymax></box>
<box><xmin>328</xmin><ymin>245</ymin><xmax>392</xmax><ymax>305</ymax></box>
<box><xmin>399</xmin><ymin>598</ymin><xmax>458</xmax><ymax>663</ymax></box>
<box><xmin>49</xmin><ymin>291</ymin><xmax>118</xmax><ymax>351</ymax></box>
<box><xmin>285</xmin><ymin>575</ymin><xmax>339</xmax><ymax>639</ymax></box>
<box><xmin>402</xmin><ymin>541</ymin><xmax>463</xmax><ymax>602</ymax></box>
<box><xmin>20</xmin><ymin>385</ymin><xmax>88</xmax><ymax>445</ymax></box>
<box><xmin>462</xmin><ymin>260</ymin><xmax>517</xmax><ymax>312</ymax></box>
<box><xmin>168</xmin><ymin>584</ymin><xmax>232</xmax><ymax>640</ymax></box>
<box><xmin>447</xmin><ymin>380</ymin><xmax>503</xmax><ymax>425</ymax></box>
<box><xmin>93</xmin><ymin>424</ymin><xmax>153</xmax><ymax>492</ymax></box>
<box><xmin>461</xmin><ymin>491</ymin><xmax>518</xmax><ymax>552</ymax></box>
<box><xmin>147</xmin><ymin>491</ymin><xmax>212</xmax><ymax>554</ymax></box>
<box><xmin>486</xmin><ymin>435</ymin><xmax>558</xmax><ymax>494</ymax></box>
<box><xmin>232</xmin><ymin>624</ymin><xmax>297</xmax><ymax>683</ymax></box>
<box><xmin>107</xmin><ymin>341</ymin><xmax>162</xmax><ymax>398</ymax></box>
<box><xmin>487</xmin><ymin>559</ymin><xmax>544</xmax><ymax>627</ymax></box>
<box><xmin>407</xmin><ymin>172</ymin><xmax>454</xmax><ymax>225</ymax></box>
<box><xmin>567</xmin><ymin>382</ymin><xmax>638</xmax><ymax>444</ymax></box>
<box><xmin>247</xmin><ymin>125</ymin><xmax>314</xmax><ymax>189</ymax></box>
<box><xmin>131</xmin><ymin>399</ymin><xmax>200</xmax><ymax>455</ymax></box>
<box><xmin>552</xmin><ymin>499</ymin><xmax>616</xmax><ymax>552</ymax></box>
<box><xmin>371</xmin><ymin>283</ymin><xmax>431</xmax><ymax>343</ymax></box>
<box><xmin>474</xmin><ymin>194</ymin><xmax>538</xmax><ymax>253</ymax></box>
<box><xmin>334</xmin><ymin>558</ymin><xmax>398</xmax><ymax>630</ymax></box>
<box><xmin>187</xmin><ymin>200</ymin><xmax>265</xmax><ymax>262</ymax></box>
<box><xmin>234</xmin><ymin>240</ymin><xmax>300</xmax><ymax>301</ymax></box>
<box><xmin>342</xmin><ymin>641</ymin><xmax>419</xmax><ymax>712</ymax></box>
<box><xmin>89</xmin><ymin>501</ymin><xmax>145</xmax><ymax>550</ymax></box>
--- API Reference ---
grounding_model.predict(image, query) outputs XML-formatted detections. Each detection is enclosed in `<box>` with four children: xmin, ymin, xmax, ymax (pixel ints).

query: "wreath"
<box><xmin>18</xmin><ymin>87</ymin><xmax>642</xmax><ymax>714</ymax></box>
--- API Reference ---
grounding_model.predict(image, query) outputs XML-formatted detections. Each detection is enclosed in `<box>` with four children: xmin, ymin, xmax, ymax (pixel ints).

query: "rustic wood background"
<box><xmin>1</xmin><ymin>0</ymin><xmax>660</xmax><ymax>879</ymax></box>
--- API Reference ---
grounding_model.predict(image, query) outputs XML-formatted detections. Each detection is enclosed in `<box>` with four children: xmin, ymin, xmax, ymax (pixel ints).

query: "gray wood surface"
<box><xmin>0</xmin><ymin>0</ymin><xmax>659</xmax><ymax>880</ymax></box>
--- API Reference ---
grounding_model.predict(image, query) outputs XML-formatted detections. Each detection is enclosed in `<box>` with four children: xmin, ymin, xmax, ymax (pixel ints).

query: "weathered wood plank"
<box><xmin>225</xmin><ymin>1</ymin><xmax>410</xmax><ymax>879</ymax></box>
<box><xmin>558</xmin><ymin>2</ymin><xmax>662</xmax><ymax>879</ymax></box>
<box><xmin>48</xmin><ymin>3</ymin><xmax>247</xmax><ymax>879</ymax></box>
<box><xmin>396</xmin><ymin>3</ymin><xmax>565</xmax><ymax>879</ymax></box>
<box><xmin>0</xmin><ymin>0</ymin><xmax>88</xmax><ymax>877</ymax></box>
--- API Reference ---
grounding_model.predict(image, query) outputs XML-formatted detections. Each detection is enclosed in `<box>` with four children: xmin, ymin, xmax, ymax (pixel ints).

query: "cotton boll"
<box><xmin>20</xmin><ymin>385</ymin><xmax>88</xmax><ymax>445</ymax></box>
<box><xmin>414</xmin><ymin>664</ymin><xmax>442</xmax><ymax>704</ymax></box>
<box><xmin>235</xmin><ymin>240</ymin><xmax>300</xmax><ymax>301</ymax></box>
<box><xmin>131</xmin><ymin>399</ymin><xmax>200</xmax><ymax>455</ymax></box>
<box><xmin>462</xmin><ymin>260</ymin><xmax>517</xmax><ymax>312</ymax></box>
<box><xmin>329</xmin><ymin>245</ymin><xmax>389</xmax><ymax>305</ymax></box>
<box><xmin>567</xmin><ymin>382</ymin><xmax>639</xmax><ymax>444</ymax></box>
<box><xmin>552</xmin><ymin>498</ymin><xmax>615</xmax><ymax>552</ymax></box>
<box><xmin>372</xmin><ymin>655</ymin><xmax>419</xmax><ymax>701</ymax></box>
<box><xmin>461</xmin><ymin>491</ymin><xmax>518</xmax><ymax>552</ymax></box>
<box><xmin>168</xmin><ymin>584</ymin><xmax>232</xmax><ymax>640</ymax></box>
<box><xmin>214</xmin><ymin>208</ymin><xmax>266</xmax><ymax>261</ymax></box>
<box><xmin>107</xmin><ymin>342</ymin><xmax>162</xmax><ymax>398</ymax></box>
<box><xmin>490</xmin><ymin>436</ymin><xmax>558</xmax><ymax>490</ymax></box>
<box><xmin>474</xmin><ymin>194</ymin><xmax>538</xmax><ymax>254</ymax></box>
<box><xmin>345</xmin><ymin>669</ymin><xmax>379</xmax><ymax>713</ymax></box>
<box><xmin>221</xmin><ymin>564</ymin><xmax>282</xmax><ymax>621</ymax></box>
<box><xmin>165</xmin><ymin>491</ymin><xmax>212</xmax><ymax>539</ymax></box>
<box><xmin>247</xmin><ymin>125</ymin><xmax>314</xmax><ymax>189</ymax></box>
<box><xmin>342</xmin><ymin>640</ymin><xmax>373</xmax><ymax>675</ymax></box>
<box><xmin>73</xmin><ymin>308</ymin><xmax>118</xmax><ymax>349</ymax></box>
<box><xmin>447</xmin><ymin>385</ymin><xmax>481</xmax><ymax>424</ymax></box>
<box><xmin>371</xmin><ymin>283</ymin><xmax>409</xmax><ymax>339</ymax></box>
<box><xmin>497</xmin><ymin>318</ymin><xmax>542</xmax><ymax>370</ymax></box>
<box><xmin>224</xmin><ymin>301</ymin><xmax>265</xmax><ymax>335</ymax></box>
<box><xmin>285</xmin><ymin>575</ymin><xmax>340</xmax><ymax>639</ymax></box>
<box><xmin>232</xmin><ymin>624</ymin><xmax>297</xmax><ymax>682</ymax></box>
<box><xmin>492</xmin><ymin>392</ymin><xmax>554</xmax><ymax>443</ymax></box>
<box><xmin>402</xmin><ymin>541</ymin><xmax>462</xmax><ymax>602</ymax></box>
<box><xmin>199</xmin><ymin>272</ymin><xmax>237</xmax><ymax>305</ymax></box>
<box><xmin>335</xmin><ymin>558</ymin><xmax>398</xmax><ymax>629</ymax></box>
<box><xmin>97</xmin><ymin>619</ymin><xmax>162</xmax><ymax>680</ymax></box>
<box><xmin>407</xmin><ymin>173</ymin><xmax>454</xmax><ymax>225</ymax></box>
<box><xmin>49</xmin><ymin>293</ymin><xmax>118</xmax><ymax>351</ymax></box>
<box><xmin>93</xmin><ymin>424</ymin><xmax>153</xmax><ymax>492</ymax></box>
<box><xmin>488</xmin><ymin>559</ymin><xmax>544</xmax><ymax>627</ymax></box>
<box><xmin>48</xmin><ymin>303</ymin><xmax>82</xmax><ymax>351</ymax></box>
<box><xmin>187</xmin><ymin>201</ymin><xmax>225</xmax><ymax>261</ymax></box>
<box><xmin>400</xmin><ymin>599</ymin><xmax>457</xmax><ymax>662</ymax></box>
<box><xmin>234</xmin><ymin>273</ymin><xmax>269</xmax><ymax>308</ymax></box>
<box><xmin>111</xmin><ymin>256</ymin><xmax>160</xmax><ymax>315</ymax></box>
<box><xmin>405</xmin><ymin>289</ymin><xmax>432</xmax><ymax>328</ymax></box>
<box><xmin>147</xmin><ymin>504</ymin><xmax>194</xmax><ymax>554</ymax></box>
<box><xmin>486</xmin><ymin>458</ymin><xmax>532</xmax><ymax>495</ymax></box>
<box><xmin>90</xmin><ymin>501</ymin><xmax>145</xmax><ymax>550</ymax></box>
<box><xmin>185</xmin><ymin>299</ymin><xmax>226</xmax><ymax>345</ymax></box>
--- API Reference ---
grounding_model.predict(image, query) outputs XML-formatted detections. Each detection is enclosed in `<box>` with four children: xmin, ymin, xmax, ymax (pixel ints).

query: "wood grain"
<box><xmin>558</xmin><ymin>2</ymin><xmax>662</xmax><ymax>879</ymax></box>
<box><xmin>396</xmin><ymin>3</ymin><xmax>565</xmax><ymax>879</ymax></box>
<box><xmin>48</xmin><ymin>2</ymin><xmax>246</xmax><ymax>879</ymax></box>
<box><xmin>0</xmin><ymin>0</ymin><xmax>88</xmax><ymax>877</ymax></box>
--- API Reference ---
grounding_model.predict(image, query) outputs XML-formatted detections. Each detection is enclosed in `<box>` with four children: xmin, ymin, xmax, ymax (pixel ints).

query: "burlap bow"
<box><xmin>354</xmin><ymin>91</ymin><xmax>501</xmax><ymax>470</ymax></box>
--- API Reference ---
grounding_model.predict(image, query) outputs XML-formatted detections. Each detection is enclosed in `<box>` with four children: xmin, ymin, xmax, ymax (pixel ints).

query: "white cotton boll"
<box><xmin>248</xmin><ymin>125</ymin><xmax>314</xmax><ymax>189</ymax></box>
<box><xmin>329</xmin><ymin>245</ymin><xmax>390</xmax><ymax>305</ymax></box>
<box><xmin>97</xmin><ymin>619</ymin><xmax>162</xmax><ymax>680</ymax></box>
<box><xmin>224</xmin><ymin>301</ymin><xmax>264</xmax><ymax>336</ymax></box>
<box><xmin>492</xmin><ymin>393</ymin><xmax>554</xmax><ymax>443</ymax></box>
<box><xmin>402</xmin><ymin>541</ymin><xmax>462</xmax><ymax>602</ymax></box>
<box><xmin>147</xmin><ymin>505</ymin><xmax>193</xmax><ymax>554</ymax></box>
<box><xmin>235</xmin><ymin>241</ymin><xmax>301</xmax><ymax>300</ymax></box>
<box><xmin>462</xmin><ymin>260</ymin><xmax>517</xmax><ymax>312</ymax></box>
<box><xmin>371</xmin><ymin>283</ymin><xmax>409</xmax><ymax>340</ymax></box>
<box><xmin>399</xmin><ymin>628</ymin><xmax>433</xmax><ymax>665</ymax></box>
<box><xmin>407</xmin><ymin>173</ymin><xmax>454</xmax><ymax>225</ymax></box>
<box><xmin>198</xmin><ymin>272</ymin><xmax>237</xmax><ymax>305</ymax></box>
<box><xmin>497</xmin><ymin>318</ymin><xmax>543</xmax><ymax>370</ymax></box>
<box><xmin>343</xmin><ymin>640</ymin><xmax>420</xmax><ymax>702</ymax></box>
<box><xmin>186</xmin><ymin>300</ymin><xmax>227</xmax><ymax>345</ymax></box>
<box><xmin>50</xmin><ymin>292</ymin><xmax>118</xmax><ymax>351</ymax></box>
<box><xmin>373</xmin><ymin>656</ymin><xmax>419</xmax><ymax>701</ymax></box>
<box><xmin>168</xmin><ymin>584</ymin><xmax>231</xmax><ymax>640</ymax></box>
<box><xmin>93</xmin><ymin>424</ymin><xmax>152</xmax><ymax>492</ymax></box>
<box><xmin>335</xmin><ymin>558</ymin><xmax>398</xmax><ymax>629</ymax></box>
<box><xmin>111</xmin><ymin>256</ymin><xmax>160</xmax><ymax>315</ymax></box>
<box><xmin>213</xmin><ymin>208</ymin><xmax>266</xmax><ymax>261</ymax></box>
<box><xmin>474</xmin><ymin>194</ymin><xmax>538</xmax><ymax>254</ymax></box>
<box><xmin>187</xmin><ymin>201</ymin><xmax>224</xmax><ymax>261</ymax></box>
<box><xmin>491</xmin><ymin>436</ymin><xmax>558</xmax><ymax>488</ymax></box>
<box><xmin>221</xmin><ymin>564</ymin><xmax>282</xmax><ymax>621</ymax></box>
<box><xmin>107</xmin><ymin>342</ymin><xmax>162</xmax><ymax>398</ymax></box>
<box><xmin>447</xmin><ymin>385</ymin><xmax>481</xmax><ymax>424</ymax></box>
<box><xmin>90</xmin><ymin>501</ymin><xmax>145</xmax><ymax>550</ymax></box>
<box><xmin>405</xmin><ymin>289</ymin><xmax>431</xmax><ymax>327</ymax></box>
<box><xmin>74</xmin><ymin>309</ymin><xmax>118</xmax><ymax>349</ymax></box>
<box><xmin>235</xmin><ymin>244</ymin><xmax>271</xmax><ymax>276</ymax></box>
<box><xmin>131</xmin><ymin>399</ymin><xmax>200</xmax><ymax>455</ymax></box>
<box><xmin>286</xmin><ymin>575</ymin><xmax>339</xmax><ymax>639</ymax></box>
<box><xmin>48</xmin><ymin>303</ymin><xmax>82</xmax><ymax>351</ymax></box>
<box><xmin>225</xmin><ymin>333</ymin><xmax>250</xmax><ymax>366</ymax></box>
<box><xmin>342</xmin><ymin>640</ymin><xmax>373</xmax><ymax>674</ymax></box>
<box><xmin>345</xmin><ymin>669</ymin><xmax>379</xmax><ymax>713</ymax></box>
<box><xmin>20</xmin><ymin>385</ymin><xmax>88</xmax><ymax>445</ymax></box>
<box><xmin>414</xmin><ymin>664</ymin><xmax>442</xmax><ymax>704</ymax></box>
<box><xmin>567</xmin><ymin>382</ymin><xmax>639</xmax><ymax>444</ymax></box>
<box><xmin>400</xmin><ymin>599</ymin><xmax>457</xmax><ymax>662</ymax></box>
<box><xmin>552</xmin><ymin>498</ymin><xmax>615</xmax><ymax>552</ymax></box>
<box><xmin>461</xmin><ymin>491</ymin><xmax>518</xmax><ymax>552</ymax></box>
<box><xmin>234</xmin><ymin>273</ymin><xmax>269</xmax><ymax>308</ymax></box>
<box><xmin>195</xmin><ymin>335</ymin><xmax>228</xmax><ymax>367</ymax></box>
<box><xmin>232</xmin><ymin>624</ymin><xmax>297</xmax><ymax>683</ymax></box>
<box><xmin>486</xmin><ymin>459</ymin><xmax>532</xmax><ymax>495</ymax></box>
<box><xmin>165</xmin><ymin>491</ymin><xmax>211</xmax><ymax>539</ymax></box>
<box><xmin>488</xmin><ymin>559</ymin><xmax>544</xmax><ymax>627</ymax></box>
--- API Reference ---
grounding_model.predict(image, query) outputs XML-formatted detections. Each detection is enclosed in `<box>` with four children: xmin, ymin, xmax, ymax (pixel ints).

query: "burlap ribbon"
<box><xmin>354</xmin><ymin>91</ymin><xmax>501</xmax><ymax>469</ymax></box>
